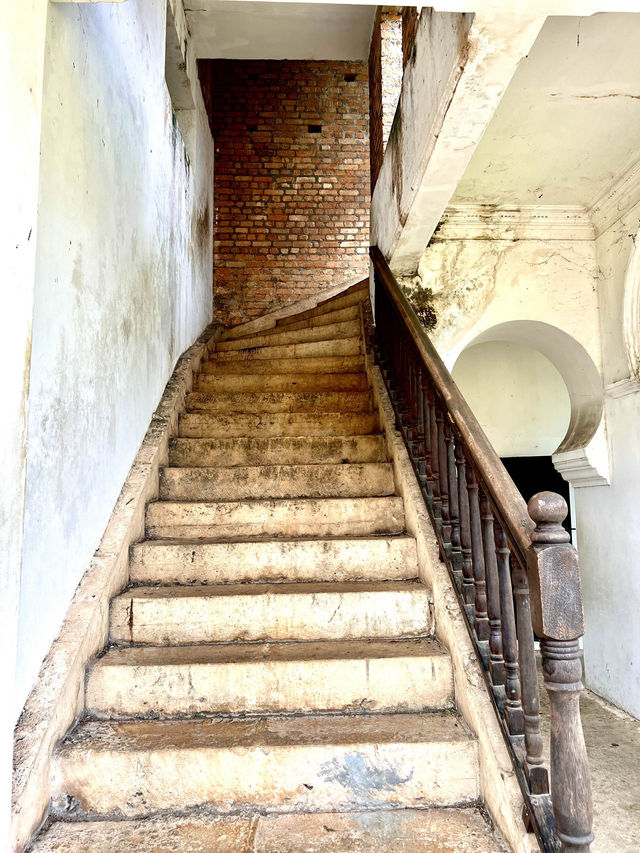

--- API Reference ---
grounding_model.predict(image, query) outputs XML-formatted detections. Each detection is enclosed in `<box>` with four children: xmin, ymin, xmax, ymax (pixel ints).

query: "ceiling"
<box><xmin>452</xmin><ymin>12</ymin><xmax>640</xmax><ymax>208</ymax></box>
<box><xmin>186</xmin><ymin>1</ymin><xmax>377</xmax><ymax>60</ymax></box>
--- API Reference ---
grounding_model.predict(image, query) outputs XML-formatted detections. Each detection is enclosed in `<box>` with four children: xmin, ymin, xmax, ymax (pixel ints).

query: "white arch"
<box><xmin>453</xmin><ymin>320</ymin><xmax>609</xmax><ymax>487</ymax></box>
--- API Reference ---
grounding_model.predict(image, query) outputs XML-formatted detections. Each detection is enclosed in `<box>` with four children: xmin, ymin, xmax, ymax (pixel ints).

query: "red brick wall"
<box><xmin>368</xmin><ymin>10</ymin><xmax>383</xmax><ymax>194</ymax></box>
<box><xmin>199</xmin><ymin>60</ymin><xmax>370</xmax><ymax>327</ymax></box>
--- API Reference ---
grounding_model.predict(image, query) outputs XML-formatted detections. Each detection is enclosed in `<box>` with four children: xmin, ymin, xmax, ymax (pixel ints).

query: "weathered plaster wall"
<box><xmin>0</xmin><ymin>0</ymin><xmax>49</xmax><ymax>841</ymax></box>
<box><xmin>16</xmin><ymin>0</ymin><xmax>214</xmax><ymax>720</ymax></box>
<box><xmin>452</xmin><ymin>341</ymin><xmax>571</xmax><ymax>457</ymax></box>
<box><xmin>576</xmin><ymin>204</ymin><xmax>640</xmax><ymax>717</ymax></box>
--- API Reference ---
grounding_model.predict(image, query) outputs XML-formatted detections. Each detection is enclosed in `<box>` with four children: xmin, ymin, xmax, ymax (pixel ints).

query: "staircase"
<box><xmin>30</xmin><ymin>282</ymin><xmax>510</xmax><ymax>851</ymax></box>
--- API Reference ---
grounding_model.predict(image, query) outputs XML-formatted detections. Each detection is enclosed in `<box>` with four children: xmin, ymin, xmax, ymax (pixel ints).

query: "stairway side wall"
<box><xmin>199</xmin><ymin>59</ymin><xmax>370</xmax><ymax>327</ymax></box>
<box><xmin>17</xmin><ymin>0</ymin><xmax>214</xmax><ymax>725</ymax></box>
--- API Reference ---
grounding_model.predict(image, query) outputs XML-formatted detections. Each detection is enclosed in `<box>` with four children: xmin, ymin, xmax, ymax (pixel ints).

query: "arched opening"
<box><xmin>452</xmin><ymin>320</ymin><xmax>607</xmax><ymax>540</ymax></box>
<box><xmin>623</xmin><ymin>229</ymin><xmax>640</xmax><ymax>380</ymax></box>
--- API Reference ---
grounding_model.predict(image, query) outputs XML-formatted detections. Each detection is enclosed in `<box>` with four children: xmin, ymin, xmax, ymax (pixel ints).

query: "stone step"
<box><xmin>159</xmin><ymin>463</ymin><xmax>394</xmax><ymax>502</ymax></box>
<box><xmin>276</xmin><ymin>285</ymin><xmax>367</xmax><ymax>326</ymax></box>
<box><xmin>86</xmin><ymin>638</ymin><xmax>452</xmax><ymax>717</ymax></box>
<box><xmin>214</xmin><ymin>319</ymin><xmax>361</xmax><ymax>352</ymax></box>
<box><xmin>129</xmin><ymin>535</ymin><xmax>418</xmax><ymax>585</ymax></box>
<box><xmin>199</xmin><ymin>354</ymin><xmax>364</xmax><ymax>375</ymax></box>
<box><xmin>110</xmin><ymin>580</ymin><xmax>432</xmax><ymax>645</ymax></box>
<box><xmin>168</xmin><ymin>434</ymin><xmax>386</xmax><ymax>468</ymax></box>
<box><xmin>193</xmin><ymin>371</ymin><xmax>367</xmax><ymax>394</ymax></box>
<box><xmin>185</xmin><ymin>390</ymin><xmax>372</xmax><ymax>415</ymax></box>
<box><xmin>208</xmin><ymin>337</ymin><xmax>361</xmax><ymax>362</ymax></box>
<box><xmin>178</xmin><ymin>411</ymin><xmax>379</xmax><ymax>438</ymax></box>
<box><xmin>31</xmin><ymin>808</ymin><xmax>509</xmax><ymax>853</ymax></box>
<box><xmin>274</xmin><ymin>302</ymin><xmax>360</xmax><ymax>333</ymax></box>
<box><xmin>145</xmin><ymin>496</ymin><xmax>405</xmax><ymax>540</ymax></box>
<box><xmin>50</xmin><ymin>712</ymin><xmax>479</xmax><ymax>818</ymax></box>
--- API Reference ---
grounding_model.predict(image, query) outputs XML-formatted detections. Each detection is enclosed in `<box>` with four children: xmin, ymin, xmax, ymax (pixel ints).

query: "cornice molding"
<box><xmin>588</xmin><ymin>157</ymin><xmax>640</xmax><ymax>237</ymax></box>
<box><xmin>436</xmin><ymin>204</ymin><xmax>595</xmax><ymax>241</ymax></box>
<box><xmin>552</xmin><ymin>448</ymin><xmax>610</xmax><ymax>489</ymax></box>
<box><xmin>605</xmin><ymin>376</ymin><xmax>640</xmax><ymax>399</ymax></box>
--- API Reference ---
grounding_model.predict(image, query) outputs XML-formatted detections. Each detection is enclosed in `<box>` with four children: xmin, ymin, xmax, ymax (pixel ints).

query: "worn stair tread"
<box><xmin>178</xmin><ymin>411</ymin><xmax>379</xmax><ymax>438</ymax></box>
<box><xmin>193</xmin><ymin>371</ymin><xmax>368</xmax><ymax>393</ymax></box>
<box><xmin>129</xmin><ymin>535</ymin><xmax>418</xmax><ymax>585</ymax></box>
<box><xmin>214</xmin><ymin>319</ymin><xmax>361</xmax><ymax>351</ymax></box>
<box><xmin>109</xmin><ymin>580</ymin><xmax>432</xmax><ymax>645</ymax></box>
<box><xmin>185</xmin><ymin>390</ymin><xmax>372</xmax><ymax>414</ymax></box>
<box><xmin>199</xmin><ymin>354</ymin><xmax>365</xmax><ymax>375</ymax></box>
<box><xmin>145</xmin><ymin>496</ymin><xmax>405</xmax><ymax>540</ymax></box>
<box><xmin>31</xmin><ymin>807</ymin><xmax>509</xmax><ymax>853</ymax></box>
<box><xmin>208</xmin><ymin>337</ymin><xmax>361</xmax><ymax>362</ymax></box>
<box><xmin>168</xmin><ymin>434</ymin><xmax>386</xmax><ymax>467</ymax></box>
<box><xmin>220</xmin><ymin>304</ymin><xmax>360</xmax><ymax>343</ymax></box>
<box><xmin>158</xmin><ymin>462</ymin><xmax>394</xmax><ymax>501</ymax></box>
<box><xmin>86</xmin><ymin>638</ymin><xmax>453</xmax><ymax>716</ymax></box>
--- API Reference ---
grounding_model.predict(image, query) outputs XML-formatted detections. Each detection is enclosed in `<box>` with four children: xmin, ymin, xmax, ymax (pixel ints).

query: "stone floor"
<box><xmin>540</xmin><ymin>683</ymin><xmax>640</xmax><ymax>852</ymax></box>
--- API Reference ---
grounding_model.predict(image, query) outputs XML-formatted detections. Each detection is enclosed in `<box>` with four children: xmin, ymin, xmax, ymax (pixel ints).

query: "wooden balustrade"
<box><xmin>370</xmin><ymin>246</ymin><xmax>593</xmax><ymax>853</ymax></box>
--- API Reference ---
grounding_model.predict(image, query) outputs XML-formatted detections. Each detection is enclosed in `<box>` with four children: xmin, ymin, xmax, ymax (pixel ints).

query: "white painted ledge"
<box><xmin>605</xmin><ymin>376</ymin><xmax>640</xmax><ymax>398</ymax></box>
<box><xmin>552</xmin><ymin>448</ymin><xmax>610</xmax><ymax>489</ymax></box>
<box><xmin>50</xmin><ymin>1</ymin><xmax>126</xmax><ymax>4</ymax></box>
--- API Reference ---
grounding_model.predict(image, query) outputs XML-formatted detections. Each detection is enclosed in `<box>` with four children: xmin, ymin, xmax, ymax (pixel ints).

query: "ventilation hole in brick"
<box><xmin>344</xmin><ymin>73</ymin><xmax>357</xmax><ymax>82</ymax></box>
<box><xmin>247</xmin><ymin>123</ymin><xmax>258</xmax><ymax>132</ymax></box>
<box><xmin>308</xmin><ymin>124</ymin><xmax>322</xmax><ymax>134</ymax></box>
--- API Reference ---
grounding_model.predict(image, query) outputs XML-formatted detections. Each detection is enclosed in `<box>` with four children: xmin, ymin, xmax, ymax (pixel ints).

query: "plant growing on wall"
<box><xmin>401</xmin><ymin>280</ymin><xmax>437</xmax><ymax>330</ymax></box>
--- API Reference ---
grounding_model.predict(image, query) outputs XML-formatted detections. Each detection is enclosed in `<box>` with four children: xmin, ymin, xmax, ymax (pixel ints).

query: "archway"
<box><xmin>623</xmin><ymin>230</ymin><xmax>640</xmax><ymax>380</ymax></box>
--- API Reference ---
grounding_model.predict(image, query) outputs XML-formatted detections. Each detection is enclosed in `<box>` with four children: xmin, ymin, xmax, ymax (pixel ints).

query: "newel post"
<box><xmin>526</xmin><ymin>492</ymin><xmax>594</xmax><ymax>853</ymax></box>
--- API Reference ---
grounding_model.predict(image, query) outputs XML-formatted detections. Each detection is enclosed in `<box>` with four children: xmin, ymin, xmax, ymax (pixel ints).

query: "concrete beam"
<box><xmin>371</xmin><ymin>8</ymin><xmax>546</xmax><ymax>276</ymax></box>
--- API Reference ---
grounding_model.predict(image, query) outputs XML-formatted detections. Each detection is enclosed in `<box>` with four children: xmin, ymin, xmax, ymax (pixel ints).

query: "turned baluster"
<box><xmin>420</xmin><ymin>373</ymin><xmax>434</xmax><ymax>505</ymax></box>
<box><xmin>527</xmin><ymin>493</ymin><xmax>593</xmax><ymax>853</ymax></box>
<box><xmin>455</xmin><ymin>442</ymin><xmax>475</xmax><ymax>606</ymax></box>
<box><xmin>465</xmin><ymin>466</ymin><xmax>489</xmax><ymax>641</ymax></box>
<box><xmin>427</xmin><ymin>384</ymin><xmax>442</xmax><ymax>524</ymax></box>
<box><xmin>480</xmin><ymin>494</ymin><xmax>505</xmax><ymax>685</ymax></box>
<box><xmin>414</xmin><ymin>366</ymin><xmax>427</xmax><ymax>484</ymax></box>
<box><xmin>494</xmin><ymin>523</ymin><xmax>524</xmax><ymax>735</ymax></box>
<box><xmin>436</xmin><ymin>405</ymin><xmax>451</xmax><ymax>546</ymax></box>
<box><xmin>446</xmin><ymin>422</ymin><xmax>462</xmax><ymax>575</ymax></box>
<box><xmin>512</xmin><ymin>554</ymin><xmax>548</xmax><ymax>794</ymax></box>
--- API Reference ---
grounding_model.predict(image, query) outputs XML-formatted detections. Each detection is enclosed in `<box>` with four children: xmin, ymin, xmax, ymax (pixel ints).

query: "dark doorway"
<box><xmin>501</xmin><ymin>455</ymin><xmax>573</xmax><ymax>540</ymax></box>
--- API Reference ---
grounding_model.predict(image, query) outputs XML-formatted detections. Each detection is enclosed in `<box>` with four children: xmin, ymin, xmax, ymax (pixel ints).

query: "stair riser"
<box><xmin>86</xmin><ymin>655</ymin><xmax>453</xmax><ymax>717</ymax></box>
<box><xmin>168</xmin><ymin>435</ymin><xmax>385</xmax><ymax>468</ymax></box>
<box><xmin>158</xmin><ymin>464</ymin><xmax>394</xmax><ymax>502</ymax></box>
<box><xmin>51</xmin><ymin>740</ymin><xmax>479</xmax><ymax>818</ymax></box>
<box><xmin>185</xmin><ymin>391</ymin><xmax>372</xmax><ymax>415</ymax></box>
<box><xmin>193</xmin><ymin>373</ymin><xmax>367</xmax><ymax>393</ymax></box>
<box><xmin>110</xmin><ymin>588</ymin><xmax>432</xmax><ymax>645</ymax></box>
<box><xmin>129</xmin><ymin>537</ymin><xmax>418</xmax><ymax>585</ymax></box>
<box><xmin>145</xmin><ymin>497</ymin><xmax>405</xmax><ymax>540</ymax></box>
<box><xmin>199</xmin><ymin>355</ymin><xmax>364</xmax><ymax>375</ymax></box>
<box><xmin>276</xmin><ymin>287</ymin><xmax>367</xmax><ymax>325</ymax></box>
<box><xmin>274</xmin><ymin>304</ymin><xmax>360</xmax><ymax>333</ymax></box>
<box><xmin>214</xmin><ymin>320</ymin><xmax>360</xmax><ymax>351</ymax></box>
<box><xmin>209</xmin><ymin>338</ymin><xmax>361</xmax><ymax>362</ymax></box>
<box><xmin>178</xmin><ymin>412</ymin><xmax>379</xmax><ymax>439</ymax></box>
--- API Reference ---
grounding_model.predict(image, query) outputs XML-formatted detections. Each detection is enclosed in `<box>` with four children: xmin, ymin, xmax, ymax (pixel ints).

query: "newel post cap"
<box><xmin>525</xmin><ymin>492</ymin><xmax>585</xmax><ymax>641</ymax></box>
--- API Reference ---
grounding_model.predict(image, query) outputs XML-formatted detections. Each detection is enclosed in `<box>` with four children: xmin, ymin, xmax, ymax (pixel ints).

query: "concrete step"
<box><xmin>86</xmin><ymin>638</ymin><xmax>452</xmax><ymax>717</ymax></box>
<box><xmin>129</xmin><ymin>535</ymin><xmax>418</xmax><ymax>585</ymax></box>
<box><xmin>276</xmin><ymin>285</ymin><xmax>368</xmax><ymax>326</ymax></box>
<box><xmin>274</xmin><ymin>302</ymin><xmax>360</xmax><ymax>333</ymax></box>
<box><xmin>110</xmin><ymin>580</ymin><xmax>432</xmax><ymax>645</ymax></box>
<box><xmin>178</xmin><ymin>411</ymin><xmax>379</xmax><ymax>438</ymax></box>
<box><xmin>50</xmin><ymin>712</ymin><xmax>479</xmax><ymax>818</ymax></box>
<box><xmin>30</xmin><ymin>808</ymin><xmax>509</xmax><ymax>853</ymax></box>
<box><xmin>168</xmin><ymin>434</ymin><xmax>386</xmax><ymax>468</ymax></box>
<box><xmin>199</xmin><ymin>354</ymin><xmax>364</xmax><ymax>375</ymax></box>
<box><xmin>193</xmin><ymin>371</ymin><xmax>367</xmax><ymax>394</ymax></box>
<box><xmin>145</xmin><ymin>496</ymin><xmax>405</xmax><ymax>540</ymax></box>
<box><xmin>185</xmin><ymin>390</ymin><xmax>372</xmax><ymax>415</ymax></box>
<box><xmin>159</xmin><ymin>463</ymin><xmax>394</xmax><ymax>501</ymax></box>
<box><xmin>208</xmin><ymin>337</ymin><xmax>361</xmax><ymax>362</ymax></box>
<box><xmin>214</xmin><ymin>320</ymin><xmax>361</xmax><ymax>352</ymax></box>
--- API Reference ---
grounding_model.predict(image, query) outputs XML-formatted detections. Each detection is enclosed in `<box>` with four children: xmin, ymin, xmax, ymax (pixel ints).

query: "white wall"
<box><xmin>0</xmin><ymin>0</ymin><xmax>49</xmax><ymax>842</ymax></box>
<box><xmin>577</xmin><ymin>203</ymin><xmax>640</xmax><ymax>717</ymax></box>
<box><xmin>452</xmin><ymin>341</ymin><xmax>571</xmax><ymax>457</ymax></box>
<box><xmin>16</xmin><ymin>0</ymin><xmax>214</xmax><ymax>719</ymax></box>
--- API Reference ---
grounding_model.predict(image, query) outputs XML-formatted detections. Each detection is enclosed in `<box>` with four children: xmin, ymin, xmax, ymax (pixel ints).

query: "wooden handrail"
<box><xmin>370</xmin><ymin>246</ymin><xmax>534</xmax><ymax>560</ymax></box>
<box><xmin>369</xmin><ymin>245</ymin><xmax>593</xmax><ymax>853</ymax></box>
